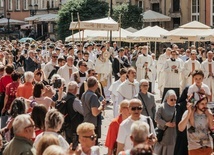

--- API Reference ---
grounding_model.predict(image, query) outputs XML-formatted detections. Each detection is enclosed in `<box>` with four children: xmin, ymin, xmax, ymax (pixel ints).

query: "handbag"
<box><xmin>155</xmin><ymin>110</ymin><xmax>175</xmax><ymax>142</ymax></box>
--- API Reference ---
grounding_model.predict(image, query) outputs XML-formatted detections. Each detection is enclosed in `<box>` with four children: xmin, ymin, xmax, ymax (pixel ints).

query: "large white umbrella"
<box><xmin>25</xmin><ymin>14</ymin><xmax>58</xmax><ymax>22</ymax></box>
<box><xmin>129</xmin><ymin>25</ymin><xmax>169</xmax><ymax>42</ymax></box>
<box><xmin>0</xmin><ymin>18</ymin><xmax>26</xmax><ymax>25</ymax></box>
<box><xmin>141</xmin><ymin>10</ymin><xmax>171</xmax><ymax>22</ymax></box>
<box><xmin>125</xmin><ymin>27</ymin><xmax>138</xmax><ymax>33</ymax></box>
<box><xmin>88</xmin><ymin>28</ymin><xmax>133</xmax><ymax>42</ymax></box>
<box><xmin>161</xmin><ymin>21</ymin><xmax>212</xmax><ymax>42</ymax></box>
<box><xmin>65</xmin><ymin>28</ymin><xmax>133</xmax><ymax>42</ymax></box>
<box><xmin>127</xmin><ymin>26</ymin><xmax>151</xmax><ymax>42</ymax></box>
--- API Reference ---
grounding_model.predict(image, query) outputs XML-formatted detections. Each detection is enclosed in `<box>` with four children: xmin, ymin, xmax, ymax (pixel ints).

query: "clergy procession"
<box><xmin>0</xmin><ymin>39</ymin><xmax>214</xmax><ymax>155</ymax></box>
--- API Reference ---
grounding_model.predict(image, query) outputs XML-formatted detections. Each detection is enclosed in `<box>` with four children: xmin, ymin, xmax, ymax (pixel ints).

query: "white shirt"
<box><xmin>117</xmin><ymin>115</ymin><xmax>156</xmax><ymax>151</ymax></box>
<box><xmin>187</xmin><ymin>83</ymin><xmax>211</xmax><ymax>96</ymax></box>
<box><xmin>80</xmin><ymin>146</ymin><xmax>100</xmax><ymax>155</ymax></box>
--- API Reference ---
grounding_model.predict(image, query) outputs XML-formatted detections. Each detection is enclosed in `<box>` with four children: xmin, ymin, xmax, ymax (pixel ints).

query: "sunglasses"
<box><xmin>170</xmin><ymin>99</ymin><xmax>177</xmax><ymax>102</ymax></box>
<box><xmin>142</xmin><ymin>85</ymin><xmax>149</xmax><ymax>87</ymax></box>
<box><xmin>92</xmin><ymin>73</ymin><xmax>98</xmax><ymax>75</ymax></box>
<box><xmin>131</xmin><ymin>106</ymin><xmax>143</xmax><ymax>111</ymax></box>
<box><xmin>52</xmin><ymin>56</ymin><xmax>58</xmax><ymax>58</ymax></box>
<box><xmin>81</xmin><ymin>64</ymin><xmax>87</xmax><ymax>67</ymax></box>
<box><xmin>83</xmin><ymin>134</ymin><xmax>97</xmax><ymax>141</ymax></box>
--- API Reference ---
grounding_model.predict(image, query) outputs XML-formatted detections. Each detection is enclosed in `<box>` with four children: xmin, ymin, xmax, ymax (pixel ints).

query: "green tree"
<box><xmin>57</xmin><ymin>0</ymin><xmax>109</xmax><ymax>40</ymax></box>
<box><xmin>112</xmin><ymin>3</ymin><xmax>143</xmax><ymax>30</ymax></box>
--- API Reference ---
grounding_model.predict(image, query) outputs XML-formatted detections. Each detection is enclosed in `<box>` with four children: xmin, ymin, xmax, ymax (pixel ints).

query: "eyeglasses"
<box><xmin>52</xmin><ymin>56</ymin><xmax>58</xmax><ymax>58</ymax></box>
<box><xmin>83</xmin><ymin>134</ymin><xmax>97</xmax><ymax>141</ymax></box>
<box><xmin>92</xmin><ymin>73</ymin><xmax>98</xmax><ymax>75</ymax></box>
<box><xmin>141</xmin><ymin>85</ymin><xmax>149</xmax><ymax>87</ymax></box>
<box><xmin>170</xmin><ymin>99</ymin><xmax>177</xmax><ymax>102</ymax></box>
<box><xmin>131</xmin><ymin>106</ymin><xmax>143</xmax><ymax>111</ymax></box>
<box><xmin>81</xmin><ymin>64</ymin><xmax>87</xmax><ymax>67</ymax></box>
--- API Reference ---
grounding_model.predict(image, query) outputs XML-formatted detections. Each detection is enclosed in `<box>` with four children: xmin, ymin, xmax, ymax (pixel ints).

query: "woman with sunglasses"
<box><xmin>69</xmin><ymin>122</ymin><xmax>100</xmax><ymax>155</ymax></box>
<box><xmin>154</xmin><ymin>89</ymin><xmax>177</xmax><ymax>155</ymax></box>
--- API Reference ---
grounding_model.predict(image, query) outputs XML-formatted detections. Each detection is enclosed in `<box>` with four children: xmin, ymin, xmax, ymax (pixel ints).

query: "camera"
<box><xmin>53</xmin><ymin>79</ymin><xmax>62</xmax><ymax>89</ymax></box>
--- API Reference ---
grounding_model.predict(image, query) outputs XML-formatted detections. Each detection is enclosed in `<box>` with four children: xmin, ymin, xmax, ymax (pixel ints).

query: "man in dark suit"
<box><xmin>25</xmin><ymin>50</ymin><xmax>38</xmax><ymax>72</ymax></box>
<box><xmin>112</xmin><ymin>48</ymin><xmax>130</xmax><ymax>80</ymax></box>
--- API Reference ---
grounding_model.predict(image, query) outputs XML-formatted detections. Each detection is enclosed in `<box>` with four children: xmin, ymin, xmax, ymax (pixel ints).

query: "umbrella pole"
<box><xmin>71</xmin><ymin>13</ymin><xmax>74</xmax><ymax>42</ymax></box>
<box><xmin>119</xmin><ymin>14</ymin><xmax>121</xmax><ymax>45</ymax></box>
<box><xmin>155</xmin><ymin>41</ymin><xmax>157</xmax><ymax>55</ymax></box>
<box><xmin>82</xmin><ymin>30</ymin><xmax>84</xmax><ymax>42</ymax></box>
<box><xmin>77</xmin><ymin>12</ymin><xmax>81</xmax><ymax>43</ymax></box>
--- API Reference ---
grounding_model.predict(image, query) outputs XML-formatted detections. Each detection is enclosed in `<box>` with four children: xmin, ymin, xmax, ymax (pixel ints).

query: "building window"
<box><xmin>173</xmin><ymin>0</ymin><xmax>180</xmax><ymax>12</ymax></box>
<box><xmin>211</xmin><ymin>0</ymin><xmax>214</xmax><ymax>26</ymax></box>
<box><xmin>0</xmin><ymin>0</ymin><xmax>3</xmax><ymax>7</ymax></box>
<box><xmin>42</xmin><ymin>0</ymin><xmax>46</xmax><ymax>9</ymax></box>
<box><xmin>138</xmin><ymin>0</ymin><xmax>143</xmax><ymax>8</ymax></box>
<box><xmin>8</xmin><ymin>0</ymin><xmax>13</xmax><ymax>10</ymax></box>
<box><xmin>23</xmin><ymin>0</ymin><xmax>28</xmax><ymax>10</ymax></box>
<box><xmin>16</xmin><ymin>0</ymin><xmax>20</xmax><ymax>10</ymax></box>
<box><xmin>191</xmin><ymin>0</ymin><xmax>199</xmax><ymax>21</ymax></box>
<box><xmin>152</xmin><ymin>3</ymin><xmax>159</xmax><ymax>12</ymax></box>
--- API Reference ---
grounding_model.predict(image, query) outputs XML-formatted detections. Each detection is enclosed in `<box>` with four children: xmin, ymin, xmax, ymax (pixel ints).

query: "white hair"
<box><xmin>24</xmin><ymin>71</ymin><xmax>34</xmax><ymax>82</ymax></box>
<box><xmin>13</xmin><ymin>114</ymin><xmax>32</xmax><ymax>134</ymax></box>
<box><xmin>163</xmin><ymin>89</ymin><xmax>176</xmax><ymax>102</ymax></box>
<box><xmin>67</xmin><ymin>81</ymin><xmax>78</xmax><ymax>92</ymax></box>
<box><xmin>139</xmin><ymin>79</ymin><xmax>149</xmax><ymax>86</ymax></box>
<box><xmin>131</xmin><ymin>121</ymin><xmax>149</xmax><ymax>143</ymax></box>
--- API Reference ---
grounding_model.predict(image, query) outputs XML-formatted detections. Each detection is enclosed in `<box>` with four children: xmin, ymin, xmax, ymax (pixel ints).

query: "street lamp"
<box><xmin>6</xmin><ymin>12</ymin><xmax>10</xmax><ymax>36</ymax></box>
<box><xmin>29</xmin><ymin>4</ymin><xmax>38</xmax><ymax>16</ymax></box>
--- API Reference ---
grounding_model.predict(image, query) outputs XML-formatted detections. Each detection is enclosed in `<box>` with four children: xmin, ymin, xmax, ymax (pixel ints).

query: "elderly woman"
<box><xmin>154</xmin><ymin>89</ymin><xmax>176</xmax><ymax>155</ymax></box>
<box><xmin>70</xmin><ymin>122</ymin><xmax>99</xmax><ymax>155</ymax></box>
<box><xmin>34</xmin><ymin>109</ymin><xmax>69</xmax><ymax>150</ymax></box>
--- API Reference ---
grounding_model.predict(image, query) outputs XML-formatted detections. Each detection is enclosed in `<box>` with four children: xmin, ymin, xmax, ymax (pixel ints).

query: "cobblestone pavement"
<box><xmin>99</xmin><ymin>82</ymin><xmax>161</xmax><ymax>154</ymax></box>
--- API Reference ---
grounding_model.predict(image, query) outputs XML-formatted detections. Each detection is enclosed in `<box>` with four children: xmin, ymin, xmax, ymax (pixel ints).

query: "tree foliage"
<box><xmin>112</xmin><ymin>4</ymin><xmax>143</xmax><ymax>30</ymax></box>
<box><xmin>57</xmin><ymin>0</ymin><xmax>109</xmax><ymax>40</ymax></box>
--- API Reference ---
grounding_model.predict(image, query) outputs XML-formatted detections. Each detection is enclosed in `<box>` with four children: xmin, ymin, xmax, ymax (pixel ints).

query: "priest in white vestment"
<box><xmin>117</xmin><ymin>68</ymin><xmax>139</xmax><ymax>105</ymax></box>
<box><xmin>57</xmin><ymin>56</ymin><xmax>78</xmax><ymax>89</ymax></box>
<box><xmin>182</xmin><ymin>50</ymin><xmax>201</xmax><ymax>88</ymax></box>
<box><xmin>109</xmin><ymin>68</ymin><xmax>127</xmax><ymax>117</ymax></box>
<box><xmin>95</xmin><ymin>45</ymin><xmax>112</xmax><ymax>101</ymax></box>
<box><xmin>157</xmin><ymin>47</ymin><xmax>171</xmax><ymax>95</ymax></box>
<box><xmin>201</xmin><ymin>51</ymin><xmax>214</xmax><ymax>102</ymax></box>
<box><xmin>162</xmin><ymin>50</ymin><xmax>182</xmax><ymax>102</ymax></box>
<box><xmin>136</xmin><ymin>46</ymin><xmax>153</xmax><ymax>93</ymax></box>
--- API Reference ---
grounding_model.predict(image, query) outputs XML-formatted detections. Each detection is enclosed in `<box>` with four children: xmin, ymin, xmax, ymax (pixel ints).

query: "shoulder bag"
<box><xmin>155</xmin><ymin>109</ymin><xmax>175</xmax><ymax>142</ymax></box>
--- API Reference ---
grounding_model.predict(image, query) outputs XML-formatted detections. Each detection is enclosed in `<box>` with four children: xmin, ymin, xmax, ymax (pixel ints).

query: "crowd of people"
<box><xmin>0</xmin><ymin>38</ymin><xmax>213</xmax><ymax>155</ymax></box>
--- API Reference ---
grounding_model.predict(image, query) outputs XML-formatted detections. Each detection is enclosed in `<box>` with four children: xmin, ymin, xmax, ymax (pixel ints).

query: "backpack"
<box><xmin>55</xmin><ymin>95</ymin><xmax>76</xmax><ymax>132</ymax></box>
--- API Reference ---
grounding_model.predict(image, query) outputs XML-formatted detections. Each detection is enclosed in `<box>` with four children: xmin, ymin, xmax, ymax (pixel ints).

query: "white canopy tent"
<box><xmin>0</xmin><ymin>18</ymin><xmax>26</xmax><ymax>25</ymax></box>
<box><xmin>65</xmin><ymin>28</ymin><xmax>133</xmax><ymax>42</ymax></box>
<box><xmin>68</xmin><ymin>17</ymin><xmax>120</xmax><ymax>42</ymax></box>
<box><xmin>141</xmin><ymin>10</ymin><xmax>171</xmax><ymax>22</ymax></box>
<box><xmin>69</xmin><ymin>17</ymin><xmax>119</xmax><ymax>31</ymax></box>
<box><xmin>161</xmin><ymin>21</ymin><xmax>212</xmax><ymax>42</ymax></box>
